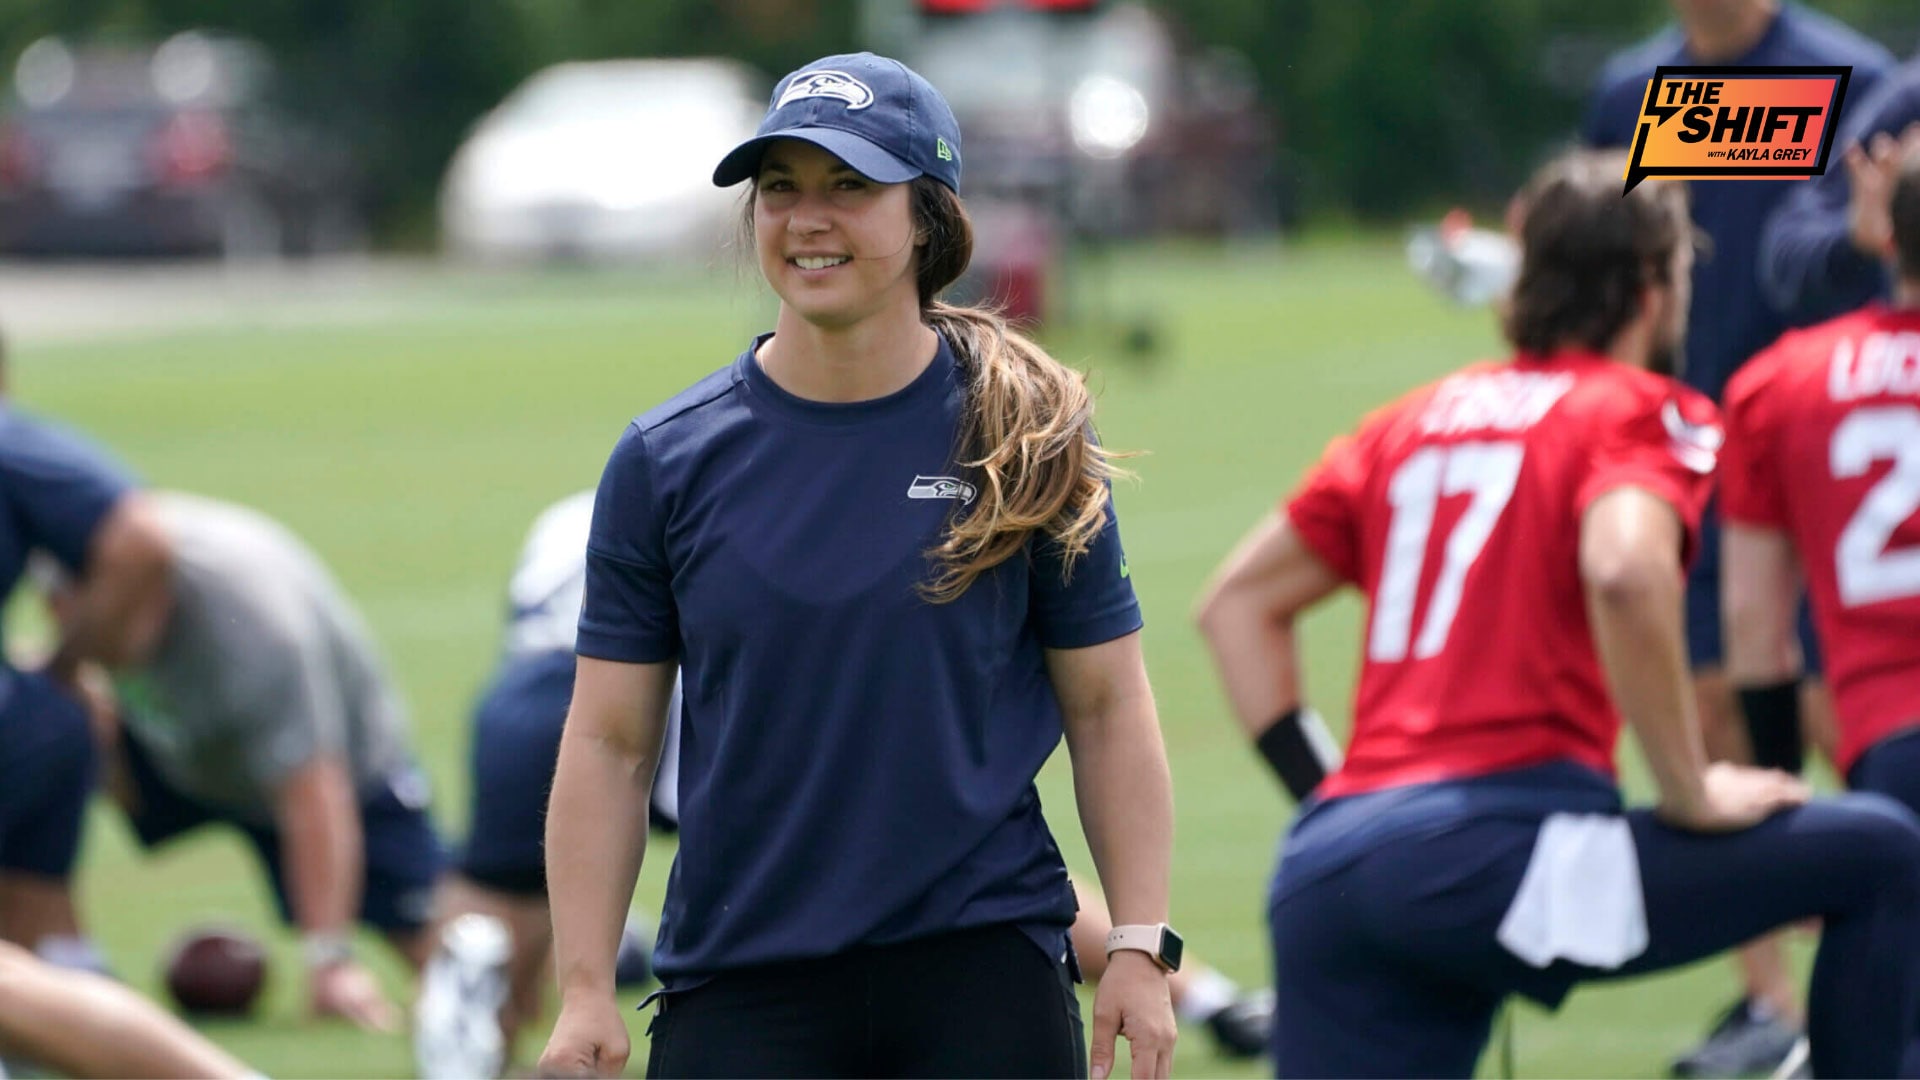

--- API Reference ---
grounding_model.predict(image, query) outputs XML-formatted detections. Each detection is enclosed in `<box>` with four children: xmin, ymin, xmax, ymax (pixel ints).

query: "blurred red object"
<box><xmin>968</xmin><ymin>199</ymin><xmax>1054</xmax><ymax>327</ymax></box>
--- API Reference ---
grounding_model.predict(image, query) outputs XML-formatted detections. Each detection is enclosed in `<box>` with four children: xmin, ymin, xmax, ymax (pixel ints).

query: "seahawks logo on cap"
<box><xmin>777</xmin><ymin>70</ymin><xmax>875</xmax><ymax>111</ymax></box>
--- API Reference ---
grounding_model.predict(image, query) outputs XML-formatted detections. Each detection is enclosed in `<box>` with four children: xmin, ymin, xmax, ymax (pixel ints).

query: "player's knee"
<box><xmin>12</xmin><ymin>681</ymin><xmax>101</xmax><ymax>791</ymax></box>
<box><xmin>43</xmin><ymin>703</ymin><xmax>98</xmax><ymax>791</ymax></box>
<box><xmin>1829</xmin><ymin>793</ymin><xmax>1920</xmax><ymax>898</ymax></box>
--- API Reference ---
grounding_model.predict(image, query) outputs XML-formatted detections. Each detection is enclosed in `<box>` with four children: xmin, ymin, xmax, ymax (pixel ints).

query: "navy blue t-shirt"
<box><xmin>1761</xmin><ymin>54</ymin><xmax>1920</xmax><ymax>320</ymax></box>
<box><xmin>0</xmin><ymin>405</ymin><xmax>135</xmax><ymax>694</ymax></box>
<box><xmin>1584</xmin><ymin>3</ymin><xmax>1893</xmax><ymax>401</ymax></box>
<box><xmin>580</xmin><ymin>332</ymin><xmax>1142</xmax><ymax>986</ymax></box>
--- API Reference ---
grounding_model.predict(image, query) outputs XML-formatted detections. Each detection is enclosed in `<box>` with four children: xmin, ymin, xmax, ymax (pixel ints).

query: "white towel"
<box><xmin>1496</xmin><ymin>813</ymin><xmax>1649</xmax><ymax>969</ymax></box>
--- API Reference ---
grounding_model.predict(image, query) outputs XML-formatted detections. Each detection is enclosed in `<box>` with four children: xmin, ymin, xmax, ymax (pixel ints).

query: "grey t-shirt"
<box><xmin>118</xmin><ymin>493</ymin><xmax>412</xmax><ymax>824</ymax></box>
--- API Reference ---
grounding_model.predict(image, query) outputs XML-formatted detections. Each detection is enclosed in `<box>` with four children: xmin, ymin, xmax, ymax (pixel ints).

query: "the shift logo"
<box><xmin>1623</xmin><ymin>66</ymin><xmax>1851</xmax><ymax>193</ymax></box>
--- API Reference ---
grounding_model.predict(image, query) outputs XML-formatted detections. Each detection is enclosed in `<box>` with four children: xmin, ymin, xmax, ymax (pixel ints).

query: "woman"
<box><xmin>538</xmin><ymin>52</ymin><xmax>1178</xmax><ymax>1080</ymax></box>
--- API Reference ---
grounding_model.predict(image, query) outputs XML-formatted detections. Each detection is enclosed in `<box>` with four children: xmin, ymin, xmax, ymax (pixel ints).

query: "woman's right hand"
<box><xmin>1656</xmin><ymin>761</ymin><xmax>1810</xmax><ymax>833</ymax></box>
<box><xmin>538</xmin><ymin>995</ymin><xmax>632</xmax><ymax>1078</ymax></box>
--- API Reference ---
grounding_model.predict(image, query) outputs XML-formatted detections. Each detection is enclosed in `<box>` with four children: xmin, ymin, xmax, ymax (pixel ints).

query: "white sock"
<box><xmin>34</xmin><ymin>934</ymin><xmax>111</xmax><ymax>977</ymax></box>
<box><xmin>1175</xmin><ymin>967</ymin><xmax>1239</xmax><ymax>1022</ymax></box>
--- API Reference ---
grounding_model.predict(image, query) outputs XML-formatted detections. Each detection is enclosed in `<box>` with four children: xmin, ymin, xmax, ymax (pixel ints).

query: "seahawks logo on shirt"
<box><xmin>1661</xmin><ymin>400</ymin><xmax>1723</xmax><ymax>475</ymax></box>
<box><xmin>908</xmin><ymin>475</ymin><xmax>977</xmax><ymax>504</ymax></box>
<box><xmin>776</xmin><ymin>70</ymin><xmax>875</xmax><ymax>111</ymax></box>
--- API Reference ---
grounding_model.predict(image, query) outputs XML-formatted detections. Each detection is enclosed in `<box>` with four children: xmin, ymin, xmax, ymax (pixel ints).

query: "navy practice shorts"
<box><xmin>1686</xmin><ymin>509</ymin><xmax>1823</xmax><ymax>674</ymax></box>
<box><xmin>0</xmin><ymin>671</ymin><xmax>97</xmax><ymax>877</ymax></box>
<box><xmin>120</xmin><ymin>727</ymin><xmax>446</xmax><ymax>933</ymax></box>
<box><xmin>1270</xmin><ymin>763</ymin><xmax>1920</xmax><ymax>1079</ymax></box>
<box><xmin>645</xmin><ymin>923</ymin><xmax>1085</xmax><ymax>1078</ymax></box>
<box><xmin>458</xmin><ymin>651</ymin><xmax>573</xmax><ymax>896</ymax></box>
<box><xmin>458</xmin><ymin>650</ymin><xmax>681</xmax><ymax>897</ymax></box>
<box><xmin>1850</xmin><ymin>726</ymin><xmax>1920</xmax><ymax>814</ymax></box>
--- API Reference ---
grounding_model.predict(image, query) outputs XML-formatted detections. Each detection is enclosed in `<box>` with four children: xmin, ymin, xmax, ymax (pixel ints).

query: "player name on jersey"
<box><xmin>1418</xmin><ymin>371</ymin><xmax>1576</xmax><ymax>436</ymax></box>
<box><xmin>1830</xmin><ymin>331</ymin><xmax>1920</xmax><ymax>401</ymax></box>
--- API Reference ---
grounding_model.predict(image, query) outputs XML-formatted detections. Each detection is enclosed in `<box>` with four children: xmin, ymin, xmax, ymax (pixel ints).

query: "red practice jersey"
<box><xmin>1288</xmin><ymin>352</ymin><xmax>1719</xmax><ymax>799</ymax></box>
<box><xmin>1721</xmin><ymin>306</ymin><xmax>1920</xmax><ymax>773</ymax></box>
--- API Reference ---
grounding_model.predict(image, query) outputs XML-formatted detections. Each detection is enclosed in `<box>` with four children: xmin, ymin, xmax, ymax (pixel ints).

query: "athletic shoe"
<box><xmin>1770</xmin><ymin>1036</ymin><xmax>1811</xmax><ymax>1080</ymax></box>
<box><xmin>1204</xmin><ymin>989</ymin><xmax>1274</xmax><ymax>1060</ymax></box>
<box><xmin>1670</xmin><ymin>997</ymin><xmax>1803</xmax><ymax>1079</ymax></box>
<box><xmin>414</xmin><ymin>913</ymin><xmax>512</xmax><ymax>1080</ymax></box>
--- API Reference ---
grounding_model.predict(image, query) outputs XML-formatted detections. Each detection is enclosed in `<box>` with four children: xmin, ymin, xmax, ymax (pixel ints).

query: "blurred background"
<box><xmin>3</xmin><ymin>0</ymin><xmax>1919</xmax><ymax>1077</ymax></box>
<box><xmin>2</xmin><ymin>0</ymin><xmax>1912</xmax><ymax>264</ymax></box>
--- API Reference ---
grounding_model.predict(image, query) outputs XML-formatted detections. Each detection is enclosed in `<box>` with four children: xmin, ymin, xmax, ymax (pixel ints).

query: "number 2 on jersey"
<box><xmin>1370</xmin><ymin>442</ymin><xmax>1524</xmax><ymax>661</ymax></box>
<box><xmin>1832</xmin><ymin>405</ymin><xmax>1920</xmax><ymax>607</ymax></box>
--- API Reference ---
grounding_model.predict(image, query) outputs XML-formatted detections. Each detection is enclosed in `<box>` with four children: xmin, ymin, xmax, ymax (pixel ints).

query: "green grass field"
<box><xmin>11</xmin><ymin>239</ymin><xmax>1798</xmax><ymax>1078</ymax></box>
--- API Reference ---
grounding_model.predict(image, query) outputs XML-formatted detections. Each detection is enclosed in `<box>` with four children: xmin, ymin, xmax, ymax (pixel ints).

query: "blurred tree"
<box><xmin>0</xmin><ymin>0</ymin><xmax>854</xmax><ymax>239</ymax></box>
<box><xmin>1162</xmin><ymin>0</ymin><xmax>1916</xmax><ymax>221</ymax></box>
<box><xmin>1161</xmin><ymin>0</ymin><xmax>1670</xmax><ymax>219</ymax></box>
<box><xmin>511</xmin><ymin>0</ymin><xmax>854</xmax><ymax>93</ymax></box>
<box><xmin>0</xmin><ymin>0</ymin><xmax>1910</xmax><ymax>234</ymax></box>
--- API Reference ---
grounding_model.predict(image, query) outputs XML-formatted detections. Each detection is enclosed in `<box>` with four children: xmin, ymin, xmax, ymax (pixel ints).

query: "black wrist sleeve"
<box><xmin>1256</xmin><ymin>707</ymin><xmax>1339</xmax><ymax>802</ymax></box>
<box><xmin>1738</xmin><ymin>680</ymin><xmax>1804</xmax><ymax>775</ymax></box>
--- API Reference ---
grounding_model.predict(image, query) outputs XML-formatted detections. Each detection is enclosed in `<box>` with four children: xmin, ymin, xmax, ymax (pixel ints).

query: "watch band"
<box><xmin>302</xmin><ymin>929</ymin><xmax>353</xmax><ymax>972</ymax></box>
<box><xmin>1105</xmin><ymin>924</ymin><xmax>1173</xmax><ymax>971</ymax></box>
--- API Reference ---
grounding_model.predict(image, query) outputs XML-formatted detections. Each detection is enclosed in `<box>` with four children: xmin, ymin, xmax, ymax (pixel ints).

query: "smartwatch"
<box><xmin>1105</xmin><ymin>923</ymin><xmax>1184</xmax><ymax>973</ymax></box>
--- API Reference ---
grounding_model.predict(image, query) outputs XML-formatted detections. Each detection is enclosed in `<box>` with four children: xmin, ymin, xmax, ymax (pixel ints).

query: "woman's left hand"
<box><xmin>1088</xmin><ymin>950</ymin><xmax>1177</xmax><ymax>1080</ymax></box>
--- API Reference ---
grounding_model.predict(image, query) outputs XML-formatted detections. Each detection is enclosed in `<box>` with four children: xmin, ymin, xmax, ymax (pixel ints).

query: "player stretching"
<box><xmin>1722</xmin><ymin>148</ymin><xmax>1920</xmax><ymax>847</ymax></box>
<box><xmin>1196</xmin><ymin>149</ymin><xmax>1920</xmax><ymax>1079</ymax></box>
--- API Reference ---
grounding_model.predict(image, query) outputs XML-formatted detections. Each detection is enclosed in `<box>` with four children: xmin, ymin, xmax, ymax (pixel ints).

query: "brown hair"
<box><xmin>1502</xmin><ymin>150</ymin><xmax>1692</xmax><ymax>356</ymax></box>
<box><xmin>1894</xmin><ymin>143</ymin><xmax>1920</xmax><ymax>282</ymax></box>
<box><xmin>743</xmin><ymin>176</ymin><xmax>1123</xmax><ymax>602</ymax></box>
<box><xmin>909</xmin><ymin>179</ymin><xmax>1123</xmax><ymax>602</ymax></box>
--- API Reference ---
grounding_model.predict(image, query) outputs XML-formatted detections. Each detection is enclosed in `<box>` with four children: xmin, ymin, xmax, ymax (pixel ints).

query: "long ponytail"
<box><xmin>911</xmin><ymin>179</ymin><xmax>1125</xmax><ymax>603</ymax></box>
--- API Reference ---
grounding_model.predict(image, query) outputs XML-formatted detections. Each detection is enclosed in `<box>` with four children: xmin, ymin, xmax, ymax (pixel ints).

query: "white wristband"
<box><xmin>303</xmin><ymin>930</ymin><xmax>353</xmax><ymax>972</ymax></box>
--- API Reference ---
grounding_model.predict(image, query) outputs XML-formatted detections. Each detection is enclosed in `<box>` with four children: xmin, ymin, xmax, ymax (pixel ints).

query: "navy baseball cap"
<box><xmin>712</xmin><ymin>52</ymin><xmax>962</xmax><ymax>194</ymax></box>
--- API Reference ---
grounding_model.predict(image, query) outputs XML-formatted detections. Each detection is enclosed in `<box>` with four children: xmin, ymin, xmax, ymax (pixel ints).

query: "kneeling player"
<box><xmin>1196</xmin><ymin>150</ymin><xmax>1920</xmax><ymax>1078</ymax></box>
<box><xmin>1720</xmin><ymin>144</ymin><xmax>1920</xmax><ymax>834</ymax></box>
<box><xmin>46</xmin><ymin>492</ymin><xmax>449</xmax><ymax>1033</ymax></box>
<box><xmin>0</xmin><ymin>349</ymin><xmax>174</xmax><ymax>974</ymax></box>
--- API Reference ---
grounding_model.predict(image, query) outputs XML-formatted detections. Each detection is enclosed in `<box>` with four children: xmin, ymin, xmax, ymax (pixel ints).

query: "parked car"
<box><xmin>440</xmin><ymin>58</ymin><xmax>766</xmax><ymax>264</ymax></box>
<box><xmin>0</xmin><ymin>31</ymin><xmax>361</xmax><ymax>258</ymax></box>
<box><xmin>906</xmin><ymin>2</ymin><xmax>1282</xmax><ymax>240</ymax></box>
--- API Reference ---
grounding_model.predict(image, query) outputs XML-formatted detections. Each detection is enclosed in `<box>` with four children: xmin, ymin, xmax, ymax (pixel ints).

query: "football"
<box><xmin>162</xmin><ymin>925</ymin><xmax>268</xmax><ymax>1016</ymax></box>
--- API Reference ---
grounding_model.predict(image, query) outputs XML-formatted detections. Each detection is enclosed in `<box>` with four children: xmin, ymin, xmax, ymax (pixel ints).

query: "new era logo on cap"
<box><xmin>776</xmin><ymin>70</ymin><xmax>875</xmax><ymax>111</ymax></box>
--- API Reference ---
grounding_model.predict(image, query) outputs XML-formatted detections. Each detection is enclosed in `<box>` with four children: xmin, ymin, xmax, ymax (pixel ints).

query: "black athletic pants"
<box><xmin>645</xmin><ymin>923</ymin><xmax>1087</xmax><ymax>1078</ymax></box>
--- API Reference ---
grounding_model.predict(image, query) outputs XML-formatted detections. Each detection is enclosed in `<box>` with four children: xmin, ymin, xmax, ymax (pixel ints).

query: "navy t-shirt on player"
<box><xmin>0</xmin><ymin>405</ymin><xmax>134</xmax><ymax>693</ymax></box>
<box><xmin>1583</xmin><ymin>3</ymin><xmax>1893</xmax><ymax>401</ymax></box>
<box><xmin>580</xmin><ymin>332</ymin><xmax>1142</xmax><ymax>988</ymax></box>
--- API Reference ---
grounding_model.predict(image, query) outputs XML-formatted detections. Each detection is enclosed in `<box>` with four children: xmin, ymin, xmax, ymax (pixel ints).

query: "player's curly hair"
<box><xmin>908</xmin><ymin>178</ymin><xmax>1126</xmax><ymax>604</ymax></box>
<box><xmin>1503</xmin><ymin>150</ymin><xmax>1692</xmax><ymax>357</ymax></box>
